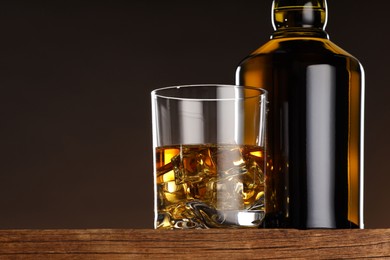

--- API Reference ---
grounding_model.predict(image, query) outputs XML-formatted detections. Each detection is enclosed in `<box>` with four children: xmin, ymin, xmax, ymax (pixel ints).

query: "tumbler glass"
<box><xmin>151</xmin><ymin>84</ymin><xmax>267</xmax><ymax>229</ymax></box>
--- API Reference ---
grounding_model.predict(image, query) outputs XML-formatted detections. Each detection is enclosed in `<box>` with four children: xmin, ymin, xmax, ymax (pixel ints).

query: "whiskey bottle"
<box><xmin>236</xmin><ymin>0</ymin><xmax>364</xmax><ymax>228</ymax></box>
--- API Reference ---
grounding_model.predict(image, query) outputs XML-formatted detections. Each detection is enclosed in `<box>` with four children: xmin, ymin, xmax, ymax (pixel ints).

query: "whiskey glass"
<box><xmin>151</xmin><ymin>84</ymin><xmax>267</xmax><ymax>229</ymax></box>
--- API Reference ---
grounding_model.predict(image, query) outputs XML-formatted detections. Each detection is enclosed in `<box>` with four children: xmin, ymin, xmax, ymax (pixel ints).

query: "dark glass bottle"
<box><xmin>236</xmin><ymin>0</ymin><xmax>364</xmax><ymax>228</ymax></box>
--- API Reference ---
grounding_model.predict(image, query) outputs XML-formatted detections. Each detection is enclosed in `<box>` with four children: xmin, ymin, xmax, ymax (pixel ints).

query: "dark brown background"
<box><xmin>0</xmin><ymin>0</ymin><xmax>388</xmax><ymax>229</ymax></box>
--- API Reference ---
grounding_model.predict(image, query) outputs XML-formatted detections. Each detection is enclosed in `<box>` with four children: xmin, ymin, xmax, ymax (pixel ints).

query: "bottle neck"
<box><xmin>271</xmin><ymin>0</ymin><xmax>329</xmax><ymax>39</ymax></box>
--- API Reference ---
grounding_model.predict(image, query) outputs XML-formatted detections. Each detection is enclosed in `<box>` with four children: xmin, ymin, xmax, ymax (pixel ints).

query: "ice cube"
<box><xmin>242</xmin><ymin>152</ymin><xmax>265</xmax><ymax>206</ymax></box>
<box><xmin>172</xmin><ymin>146</ymin><xmax>216</xmax><ymax>185</ymax></box>
<box><xmin>215</xmin><ymin>175</ymin><xmax>245</xmax><ymax>210</ymax></box>
<box><xmin>185</xmin><ymin>176</ymin><xmax>216</xmax><ymax>202</ymax></box>
<box><xmin>213</xmin><ymin>146</ymin><xmax>247</xmax><ymax>177</ymax></box>
<box><xmin>245</xmin><ymin>152</ymin><xmax>265</xmax><ymax>184</ymax></box>
<box><xmin>157</xmin><ymin>181</ymin><xmax>187</xmax><ymax>207</ymax></box>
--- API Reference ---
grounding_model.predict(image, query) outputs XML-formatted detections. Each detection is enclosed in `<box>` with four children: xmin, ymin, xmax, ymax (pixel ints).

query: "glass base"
<box><xmin>156</xmin><ymin>201</ymin><xmax>265</xmax><ymax>229</ymax></box>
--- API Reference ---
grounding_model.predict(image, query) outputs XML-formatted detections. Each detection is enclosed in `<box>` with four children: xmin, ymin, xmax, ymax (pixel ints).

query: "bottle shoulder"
<box><xmin>237</xmin><ymin>37</ymin><xmax>363</xmax><ymax>73</ymax></box>
<box><xmin>248</xmin><ymin>38</ymin><xmax>359</xmax><ymax>62</ymax></box>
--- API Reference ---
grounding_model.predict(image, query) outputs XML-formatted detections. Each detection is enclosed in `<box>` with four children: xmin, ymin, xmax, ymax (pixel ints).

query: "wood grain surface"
<box><xmin>0</xmin><ymin>229</ymin><xmax>389</xmax><ymax>259</ymax></box>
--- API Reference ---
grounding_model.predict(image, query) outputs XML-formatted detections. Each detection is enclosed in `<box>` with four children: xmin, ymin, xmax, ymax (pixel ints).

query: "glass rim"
<box><xmin>151</xmin><ymin>84</ymin><xmax>267</xmax><ymax>101</ymax></box>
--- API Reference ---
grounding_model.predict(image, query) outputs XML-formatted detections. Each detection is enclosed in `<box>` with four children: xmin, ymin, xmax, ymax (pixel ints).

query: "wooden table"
<box><xmin>0</xmin><ymin>229</ymin><xmax>389</xmax><ymax>259</ymax></box>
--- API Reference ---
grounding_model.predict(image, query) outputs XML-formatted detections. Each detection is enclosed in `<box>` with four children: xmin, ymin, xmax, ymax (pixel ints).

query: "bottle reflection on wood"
<box><xmin>236</xmin><ymin>0</ymin><xmax>364</xmax><ymax>228</ymax></box>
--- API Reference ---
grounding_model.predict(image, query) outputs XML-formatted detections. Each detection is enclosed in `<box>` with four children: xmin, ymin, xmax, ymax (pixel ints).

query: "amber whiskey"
<box><xmin>155</xmin><ymin>144</ymin><xmax>265</xmax><ymax>229</ymax></box>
